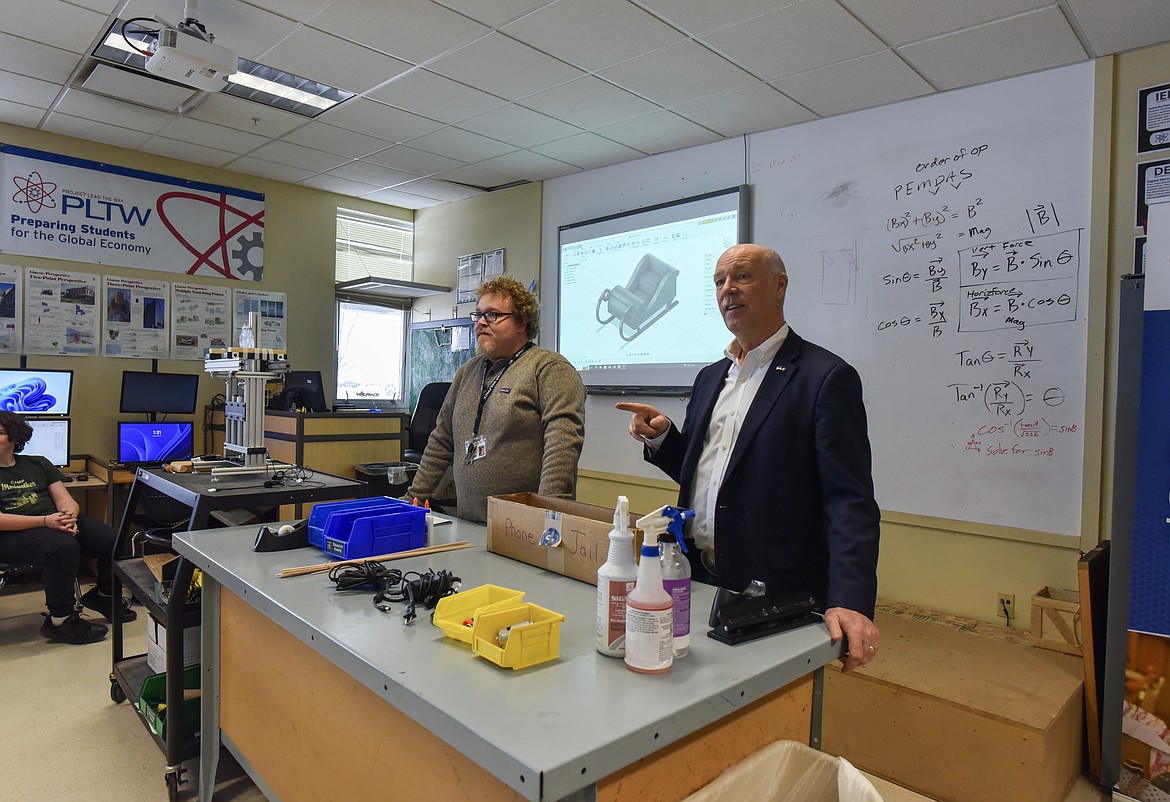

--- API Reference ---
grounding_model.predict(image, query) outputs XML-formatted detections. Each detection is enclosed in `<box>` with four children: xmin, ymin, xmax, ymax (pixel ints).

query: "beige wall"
<box><xmin>0</xmin><ymin>122</ymin><xmax>409</xmax><ymax>459</ymax></box>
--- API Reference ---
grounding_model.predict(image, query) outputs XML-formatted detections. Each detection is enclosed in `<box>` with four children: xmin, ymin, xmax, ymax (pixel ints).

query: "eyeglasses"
<box><xmin>469</xmin><ymin>311</ymin><xmax>515</xmax><ymax>324</ymax></box>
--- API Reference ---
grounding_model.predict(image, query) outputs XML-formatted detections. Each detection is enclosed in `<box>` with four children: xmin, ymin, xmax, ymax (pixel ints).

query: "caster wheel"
<box><xmin>166</xmin><ymin>772</ymin><xmax>180</xmax><ymax>802</ymax></box>
<box><xmin>110</xmin><ymin>681</ymin><xmax>126</xmax><ymax>703</ymax></box>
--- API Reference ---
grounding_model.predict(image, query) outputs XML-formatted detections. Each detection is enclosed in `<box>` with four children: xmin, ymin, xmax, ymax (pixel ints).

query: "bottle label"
<box><xmin>596</xmin><ymin>578</ymin><xmax>635</xmax><ymax>654</ymax></box>
<box><xmin>663</xmin><ymin>578</ymin><xmax>690</xmax><ymax>638</ymax></box>
<box><xmin>624</xmin><ymin>605</ymin><xmax>673</xmax><ymax>670</ymax></box>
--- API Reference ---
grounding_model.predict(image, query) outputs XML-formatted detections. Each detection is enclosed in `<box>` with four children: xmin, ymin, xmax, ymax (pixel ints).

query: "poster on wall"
<box><xmin>233</xmin><ymin>288</ymin><xmax>286</xmax><ymax>350</ymax></box>
<box><xmin>0</xmin><ymin>143</ymin><xmax>265</xmax><ymax>281</ymax></box>
<box><xmin>0</xmin><ymin>264</ymin><xmax>21</xmax><ymax>353</ymax></box>
<box><xmin>172</xmin><ymin>282</ymin><xmax>231</xmax><ymax>360</ymax></box>
<box><xmin>1138</xmin><ymin>82</ymin><xmax>1170</xmax><ymax>154</ymax></box>
<box><xmin>1136</xmin><ymin>157</ymin><xmax>1170</xmax><ymax>229</ymax></box>
<box><xmin>23</xmin><ymin>267</ymin><xmax>97</xmax><ymax>355</ymax></box>
<box><xmin>101</xmin><ymin>275</ymin><xmax>169</xmax><ymax>358</ymax></box>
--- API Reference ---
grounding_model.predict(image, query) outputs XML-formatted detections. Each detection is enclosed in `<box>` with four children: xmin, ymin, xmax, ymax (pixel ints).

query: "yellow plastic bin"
<box><xmin>432</xmin><ymin>584</ymin><xmax>525</xmax><ymax>644</ymax></box>
<box><xmin>680</xmin><ymin>740</ymin><xmax>883</xmax><ymax>802</ymax></box>
<box><xmin>471</xmin><ymin>602</ymin><xmax>565</xmax><ymax>670</ymax></box>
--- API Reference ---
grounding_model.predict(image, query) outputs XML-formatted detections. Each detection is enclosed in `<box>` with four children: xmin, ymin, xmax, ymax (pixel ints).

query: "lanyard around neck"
<box><xmin>473</xmin><ymin>342</ymin><xmax>533</xmax><ymax>436</ymax></box>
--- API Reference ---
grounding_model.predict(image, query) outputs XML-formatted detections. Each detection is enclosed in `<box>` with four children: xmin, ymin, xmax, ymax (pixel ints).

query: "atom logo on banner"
<box><xmin>12</xmin><ymin>171</ymin><xmax>57</xmax><ymax>213</ymax></box>
<box><xmin>157</xmin><ymin>190</ymin><xmax>265</xmax><ymax>280</ymax></box>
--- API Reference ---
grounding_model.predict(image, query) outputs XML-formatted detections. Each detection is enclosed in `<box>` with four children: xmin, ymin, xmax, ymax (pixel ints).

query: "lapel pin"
<box><xmin>776</xmin><ymin>366</ymin><xmax>786</xmax><ymax>372</ymax></box>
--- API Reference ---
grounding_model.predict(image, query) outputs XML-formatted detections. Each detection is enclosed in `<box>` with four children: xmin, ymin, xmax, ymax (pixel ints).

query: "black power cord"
<box><xmin>328</xmin><ymin>563</ymin><xmax>460</xmax><ymax>624</ymax></box>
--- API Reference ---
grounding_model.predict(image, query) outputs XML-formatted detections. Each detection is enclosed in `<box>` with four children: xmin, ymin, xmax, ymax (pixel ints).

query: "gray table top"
<box><xmin>176</xmin><ymin>518</ymin><xmax>843</xmax><ymax>802</ymax></box>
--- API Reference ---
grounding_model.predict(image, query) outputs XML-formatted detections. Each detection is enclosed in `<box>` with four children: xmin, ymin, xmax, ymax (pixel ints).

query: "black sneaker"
<box><xmin>41</xmin><ymin>612</ymin><xmax>108</xmax><ymax>644</ymax></box>
<box><xmin>79</xmin><ymin>587</ymin><xmax>138</xmax><ymax>622</ymax></box>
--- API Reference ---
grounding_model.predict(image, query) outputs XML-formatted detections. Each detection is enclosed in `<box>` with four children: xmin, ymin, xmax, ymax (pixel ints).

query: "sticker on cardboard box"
<box><xmin>539</xmin><ymin>509</ymin><xmax>563</xmax><ymax>548</ymax></box>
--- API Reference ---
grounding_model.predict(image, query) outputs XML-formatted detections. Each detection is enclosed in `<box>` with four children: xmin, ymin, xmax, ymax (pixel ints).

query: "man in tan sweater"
<box><xmin>405</xmin><ymin>275</ymin><xmax>586</xmax><ymax>523</ymax></box>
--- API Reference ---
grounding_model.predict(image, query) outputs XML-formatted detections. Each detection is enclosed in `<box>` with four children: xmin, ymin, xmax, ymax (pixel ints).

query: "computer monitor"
<box><xmin>117</xmin><ymin>421</ymin><xmax>194</xmax><ymax>465</ymax></box>
<box><xmin>272</xmin><ymin>370</ymin><xmax>328</xmax><ymax>413</ymax></box>
<box><xmin>0</xmin><ymin>368</ymin><xmax>73</xmax><ymax>415</ymax></box>
<box><xmin>23</xmin><ymin>418</ymin><xmax>70</xmax><ymax>468</ymax></box>
<box><xmin>119</xmin><ymin>371</ymin><xmax>200</xmax><ymax>415</ymax></box>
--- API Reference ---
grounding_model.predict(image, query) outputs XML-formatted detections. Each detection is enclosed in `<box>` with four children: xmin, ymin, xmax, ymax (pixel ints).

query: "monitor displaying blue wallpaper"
<box><xmin>24</xmin><ymin>418</ymin><xmax>70</xmax><ymax>467</ymax></box>
<box><xmin>117</xmin><ymin>421</ymin><xmax>194</xmax><ymax>465</ymax></box>
<box><xmin>0</xmin><ymin>368</ymin><xmax>73</xmax><ymax>415</ymax></box>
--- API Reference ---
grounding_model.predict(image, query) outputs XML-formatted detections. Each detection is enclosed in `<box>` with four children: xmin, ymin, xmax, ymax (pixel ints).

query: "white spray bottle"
<box><xmin>625</xmin><ymin>511</ymin><xmax>675</xmax><ymax>674</ymax></box>
<box><xmin>596</xmin><ymin>495</ymin><xmax>637</xmax><ymax>657</ymax></box>
<box><xmin>639</xmin><ymin>505</ymin><xmax>695</xmax><ymax>658</ymax></box>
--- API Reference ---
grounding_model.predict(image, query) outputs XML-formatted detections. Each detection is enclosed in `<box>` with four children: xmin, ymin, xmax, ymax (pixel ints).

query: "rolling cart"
<box><xmin>107</xmin><ymin>465</ymin><xmax>367</xmax><ymax>800</ymax></box>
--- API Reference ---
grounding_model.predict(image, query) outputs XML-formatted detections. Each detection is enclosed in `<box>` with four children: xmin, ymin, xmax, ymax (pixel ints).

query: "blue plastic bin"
<box><xmin>307</xmin><ymin>497</ymin><xmax>426</xmax><ymax>560</ymax></box>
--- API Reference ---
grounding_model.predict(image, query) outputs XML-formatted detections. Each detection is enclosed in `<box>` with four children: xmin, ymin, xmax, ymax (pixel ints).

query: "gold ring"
<box><xmin>868</xmin><ymin>646</ymin><xmax>876</xmax><ymax>651</ymax></box>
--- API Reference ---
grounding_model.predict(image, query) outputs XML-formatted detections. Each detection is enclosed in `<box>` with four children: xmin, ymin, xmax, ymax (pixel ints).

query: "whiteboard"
<box><xmin>748</xmin><ymin>62</ymin><xmax>1094</xmax><ymax>535</ymax></box>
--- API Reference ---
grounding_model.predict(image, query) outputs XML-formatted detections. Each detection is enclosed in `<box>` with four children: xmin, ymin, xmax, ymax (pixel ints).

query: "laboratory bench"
<box><xmin>176</xmin><ymin>517</ymin><xmax>845</xmax><ymax>802</ymax></box>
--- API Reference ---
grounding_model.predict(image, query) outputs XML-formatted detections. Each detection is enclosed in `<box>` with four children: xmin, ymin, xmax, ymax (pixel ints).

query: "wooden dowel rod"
<box><xmin>276</xmin><ymin>541</ymin><xmax>474</xmax><ymax>578</ymax></box>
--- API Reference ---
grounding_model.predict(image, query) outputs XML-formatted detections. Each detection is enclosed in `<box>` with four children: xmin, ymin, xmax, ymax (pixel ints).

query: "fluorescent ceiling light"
<box><xmin>336</xmin><ymin>278</ymin><xmax>450</xmax><ymax>299</ymax></box>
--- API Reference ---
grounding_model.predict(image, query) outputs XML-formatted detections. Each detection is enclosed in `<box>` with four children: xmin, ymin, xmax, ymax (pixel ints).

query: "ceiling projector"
<box><xmin>145</xmin><ymin>27</ymin><xmax>237</xmax><ymax>92</ymax></box>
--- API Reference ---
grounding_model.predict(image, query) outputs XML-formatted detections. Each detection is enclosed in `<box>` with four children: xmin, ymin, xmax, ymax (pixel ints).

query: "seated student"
<box><xmin>0</xmin><ymin>411</ymin><xmax>134</xmax><ymax>644</ymax></box>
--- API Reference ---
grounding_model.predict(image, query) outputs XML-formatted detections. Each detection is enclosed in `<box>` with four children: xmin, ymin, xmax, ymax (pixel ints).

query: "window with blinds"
<box><xmin>335</xmin><ymin>209</ymin><xmax>414</xmax><ymax>283</ymax></box>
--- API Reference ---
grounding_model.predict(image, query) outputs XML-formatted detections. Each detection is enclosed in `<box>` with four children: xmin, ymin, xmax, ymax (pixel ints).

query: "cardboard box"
<box><xmin>486</xmin><ymin>493</ymin><xmax>642</xmax><ymax>585</ymax></box>
<box><xmin>146</xmin><ymin>613</ymin><xmax>201</xmax><ymax>674</ymax></box>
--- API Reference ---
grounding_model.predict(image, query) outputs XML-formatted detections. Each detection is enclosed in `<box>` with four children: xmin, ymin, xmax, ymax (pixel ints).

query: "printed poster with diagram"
<box><xmin>24</xmin><ymin>267</ymin><xmax>98</xmax><ymax>355</ymax></box>
<box><xmin>233</xmin><ymin>288</ymin><xmax>286</xmax><ymax>349</ymax></box>
<box><xmin>172</xmin><ymin>282</ymin><xmax>230</xmax><ymax>360</ymax></box>
<box><xmin>0</xmin><ymin>264</ymin><xmax>22</xmax><ymax>353</ymax></box>
<box><xmin>102</xmin><ymin>275</ymin><xmax>169</xmax><ymax>358</ymax></box>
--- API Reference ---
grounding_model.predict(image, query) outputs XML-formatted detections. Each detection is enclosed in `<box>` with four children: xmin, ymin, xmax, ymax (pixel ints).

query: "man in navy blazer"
<box><xmin>618</xmin><ymin>244</ymin><xmax>881</xmax><ymax>671</ymax></box>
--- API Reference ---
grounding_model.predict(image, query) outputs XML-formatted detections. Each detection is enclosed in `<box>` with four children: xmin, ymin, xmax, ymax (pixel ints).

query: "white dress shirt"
<box><xmin>649</xmin><ymin>324</ymin><xmax>789</xmax><ymax>549</ymax></box>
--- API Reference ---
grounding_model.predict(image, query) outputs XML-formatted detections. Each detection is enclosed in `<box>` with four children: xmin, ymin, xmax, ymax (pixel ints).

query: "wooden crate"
<box><xmin>1031</xmin><ymin>586</ymin><xmax>1081</xmax><ymax>656</ymax></box>
<box><xmin>823</xmin><ymin>610</ymin><xmax>1084</xmax><ymax>802</ymax></box>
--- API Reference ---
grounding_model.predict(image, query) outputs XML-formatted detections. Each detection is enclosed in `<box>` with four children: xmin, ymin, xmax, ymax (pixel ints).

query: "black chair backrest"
<box><xmin>409</xmin><ymin>382</ymin><xmax>451</xmax><ymax>452</ymax></box>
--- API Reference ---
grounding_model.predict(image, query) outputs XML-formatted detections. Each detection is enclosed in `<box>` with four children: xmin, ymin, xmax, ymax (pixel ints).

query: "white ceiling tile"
<box><xmin>520</xmin><ymin>76</ymin><xmax>660</xmax><ymax>129</ymax></box>
<box><xmin>837</xmin><ymin>0</ymin><xmax>1051</xmax><ymax>47</ymax></box>
<box><xmin>71</xmin><ymin>0</ymin><xmax>123</xmax><ymax>11</ymax></box>
<box><xmin>3</xmin><ymin>0</ymin><xmax>107</xmax><ymax>54</ymax></box>
<box><xmin>0</xmin><ymin>98</ymin><xmax>48</xmax><ymax>129</ymax></box>
<box><xmin>599</xmin><ymin>40</ymin><xmax>759</xmax><ymax>106</ymax></box>
<box><xmin>406</xmin><ymin>126</ymin><xmax>516</xmax><ymax>162</ymax></box>
<box><xmin>224</xmin><ymin>156</ymin><xmax>318</xmax><ymax>183</ymax></box>
<box><xmin>358</xmin><ymin>186</ymin><xmax>444</xmax><ymax>208</ymax></box>
<box><xmin>323</xmin><ymin>98</ymin><xmax>444</xmax><ymax>142</ymax></box>
<box><xmin>257</xmin><ymin>27</ymin><xmax>413</xmax><ymax>95</ymax></box>
<box><xmin>474</xmin><ymin>148</ymin><xmax>578</xmax><ymax>181</ymax></box>
<box><xmin>672</xmin><ymin>84</ymin><xmax>816</xmax><ymax>137</ymax></box>
<box><xmin>431</xmin><ymin>0</ymin><xmax>555</xmax><ymax>28</ymax></box>
<box><xmin>1067</xmin><ymin>0</ymin><xmax>1170</xmax><ymax>57</ymax></box>
<box><xmin>364</xmin><ymin>145</ymin><xmax>463</xmax><ymax>175</ymax></box>
<box><xmin>389</xmin><ymin>176</ymin><xmax>485</xmax><ymax>201</ymax></box>
<box><xmin>428</xmin><ymin>32</ymin><xmax>584</xmax><ymax>100</ymax></box>
<box><xmin>139</xmin><ymin>136</ymin><xmax>238</xmax><ymax>168</ymax></box>
<box><xmin>41</xmin><ymin>113</ymin><xmax>152</xmax><ymax>150</ymax></box>
<box><xmin>329</xmin><ymin>160</ymin><xmax>420</xmax><ymax>187</ymax></box>
<box><xmin>503</xmin><ymin>0</ymin><xmax>685</xmax><ymax>72</ymax></box>
<box><xmin>158</xmin><ymin>117</ymin><xmax>270</xmax><ymax>153</ymax></box>
<box><xmin>593</xmin><ymin>110</ymin><xmax>722</xmax><ymax>154</ymax></box>
<box><xmin>185</xmin><ymin>94</ymin><xmax>307</xmax><ymax>139</ymax></box>
<box><xmin>307</xmin><ymin>0</ymin><xmax>488</xmax><ymax>64</ymax></box>
<box><xmin>456</xmin><ymin>104</ymin><xmax>582</xmax><ymax>148</ymax></box>
<box><xmin>282</xmin><ymin>122</ymin><xmax>390</xmax><ymax>159</ymax></box>
<box><xmin>299</xmin><ymin>172</ymin><xmax>384</xmax><ymax>196</ymax></box>
<box><xmin>700</xmin><ymin>0</ymin><xmax>885</xmax><ymax>81</ymax></box>
<box><xmin>770</xmin><ymin>50</ymin><xmax>933</xmax><ymax>119</ymax></box>
<box><xmin>434</xmin><ymin>162</ymin><xmax>518</xmax><ymax>188</ymax></box>
<box><xmin>636</xmin><ymin>0</ymin><xmax>799</xmax><ymax>36</ymax></box>
<box><xmin>531</xmin><ymin>132</ymin><xmax>644</xmax><ymax>169</ymax></box>
<box><xmin>240</xmin><ymin>0</ymin><xmax>335</xmax><ymax>23</ymax></box>
<box><xmin>0</xmin><ymin>33</ymin><xmax>82</xmax><ymax>84</ymax></box>
<box><xmin>248</xmin><ymin>140</ymin><xmax>349</xmax><ymax>172</ymax></box>
<box><xmin>367</xmin><ymin>70</ymin><xmax>506</xmax><ymax>123</ymax></box>
<box><xmin>899</xmin><ymin>8</ymin><xmax>1088</xmax><ymax>91</ymax></box>
<box><xmin>0</xmin><ymin>70</ymin><xmax>64</xmax><ymax>110</ymax></box>
<box><xmin>54</xmin><ymin>87</ymin><xmax>177</xmax><ymax>134</ymax></box>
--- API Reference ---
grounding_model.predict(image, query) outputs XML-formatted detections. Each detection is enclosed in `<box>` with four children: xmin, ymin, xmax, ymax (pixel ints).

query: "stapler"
<box><xmin>253</xmin><ymin>520</ymin><xmax>309</xmax><ymax>552</ymax></box>
<box><xmin>707</xmin><ymin>580</ymin><xmax>821</xmax><ymax>645</ymax></box>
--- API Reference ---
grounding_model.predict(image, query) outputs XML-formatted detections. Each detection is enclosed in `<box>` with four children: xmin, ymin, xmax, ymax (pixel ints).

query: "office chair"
<box><xmin>595</xmin><ymin>253</ymin><xmax>680</xmax><ymax>341</ymax></box>
<box><xmin>0</xmin><ymin>562</ymin><xmax>84</xmax><ymax>612</ymax></box>
<box><xmin>127</xmin><ymin>487</ymin><xmax>192</xmax><ymax>555</ymax></box>
<box><xmin>405</xmin><ymin>382</ymin><xmax>456</xmax><ymax>510</ymax></box>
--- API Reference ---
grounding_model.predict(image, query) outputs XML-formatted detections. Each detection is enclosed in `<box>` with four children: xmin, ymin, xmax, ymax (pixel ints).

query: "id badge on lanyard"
<box><xmin>464</xmin><ymin>434</ymin><xmax>487</xmax><ymax>465</ymax></box>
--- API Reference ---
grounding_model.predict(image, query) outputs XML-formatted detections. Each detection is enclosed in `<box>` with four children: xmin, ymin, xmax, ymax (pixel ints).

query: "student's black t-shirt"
<box><xmin>0</xmin><ymin>454</ymin><xmax>63</xmax><ymax>516</ymax></box>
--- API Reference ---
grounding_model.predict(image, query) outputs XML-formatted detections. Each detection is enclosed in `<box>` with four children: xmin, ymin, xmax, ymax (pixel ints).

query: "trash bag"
<box><xmin>681</xmin><ymin>740</ymin><xmax>883</xmax><ymax>802</ymax></box>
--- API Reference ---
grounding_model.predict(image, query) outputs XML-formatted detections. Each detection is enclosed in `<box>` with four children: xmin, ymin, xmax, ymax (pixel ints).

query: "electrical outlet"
<box><xmin>997</xmin><ymin>593</ymin><xmax>1015</xmax><ymax>622</ymax></box>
